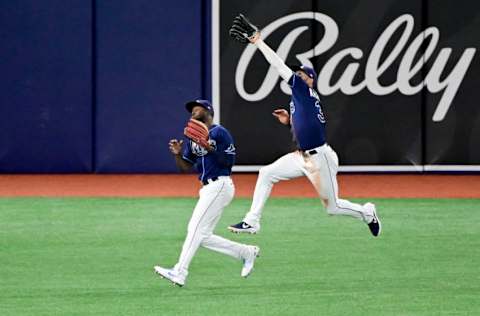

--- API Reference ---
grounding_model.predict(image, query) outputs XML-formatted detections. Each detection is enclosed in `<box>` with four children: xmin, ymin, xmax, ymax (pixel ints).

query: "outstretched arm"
<box><xmin>250</xmin><ymin>34</ymin><xmax>293</xmax><ymax>82</ymax></box>
<box><xmin>230</xmin><ymin>14</ymin><xmax>293</xmax><ymax>82</ymax></box>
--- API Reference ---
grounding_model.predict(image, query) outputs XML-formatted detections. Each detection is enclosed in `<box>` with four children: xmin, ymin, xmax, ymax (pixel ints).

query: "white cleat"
<box><xmin>241</xmin><ymin>246</ymin><xmax>260</xmax><ymax>278</ymax></box>
<box><xmin>154</xmin><ymin>266</ymin><xmax>185</xmax><ymax>287</ymax></box>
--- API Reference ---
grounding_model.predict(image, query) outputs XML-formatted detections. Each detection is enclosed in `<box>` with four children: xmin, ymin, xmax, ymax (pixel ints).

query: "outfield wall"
<box><xmin>0</xmin><ymin>0</ymin><xmax>479</xmax><ymax>173</ymax></box>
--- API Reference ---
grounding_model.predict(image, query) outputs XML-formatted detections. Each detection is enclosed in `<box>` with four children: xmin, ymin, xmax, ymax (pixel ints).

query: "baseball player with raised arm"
<box><xmin>227</xmin><ymin>14</ymin><xmax>381</xmax><ymax>237</ymax></box>
<box><xmin>154</xmin><ymin>99</ymin><xmax>259</xmax><ymax>287</ymax></box>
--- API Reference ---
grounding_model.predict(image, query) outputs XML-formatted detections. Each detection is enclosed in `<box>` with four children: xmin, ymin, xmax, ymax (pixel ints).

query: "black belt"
<box><xmin>202</xmin><ymin>177</ymin><xmax>219</xmax><ymax>185</ymax></box>
<box><xmin>302</xmin><ymin>143</ymin><xmax>327</xmax><ymax>156</ymax></box>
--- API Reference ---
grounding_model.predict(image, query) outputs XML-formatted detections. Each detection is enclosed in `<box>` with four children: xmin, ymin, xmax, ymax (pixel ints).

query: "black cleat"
<box><xmin>364</xmin><ymin>203</ymin><xmax>382</xmax><ymax>237</ymax></box>
<box><xmin>228</xmin><ymin>221</ymin><xmax>259</xmax><ymax>234</ymax></box>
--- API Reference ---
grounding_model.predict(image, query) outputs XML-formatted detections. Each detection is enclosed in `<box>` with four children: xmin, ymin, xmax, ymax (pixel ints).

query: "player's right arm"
<box><xmin>169</xmin><ymin>139</ymin><xmax>193</xmax><ymax>172</ymax></box>
<box><xmin>230</xmin><ymin>14</ymin><xmax>293</xmax><ymax>82</ymax></box>
<box><xmin>272</xmin><ymin>108</ymin><xmax>290</xmax><ymax>125</ymax></box>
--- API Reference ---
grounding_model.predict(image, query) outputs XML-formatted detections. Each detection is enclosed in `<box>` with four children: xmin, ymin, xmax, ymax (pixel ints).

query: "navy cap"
<box><xmin>290</xmin><ymin>64</ymin><xmax>318</xmax><ymax>84</ymax></box>
<box><xmin>185</xmin><ymin>99</ymin><xmax>214</xmax><ymax>117</ymax></box>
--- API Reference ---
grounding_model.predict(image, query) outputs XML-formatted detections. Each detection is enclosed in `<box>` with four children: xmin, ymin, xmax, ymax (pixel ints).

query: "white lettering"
<box><xmin>235</xmin><ymin>12</ymin><xmax>476</xmax><ymax>122</ymax></box>
<box><xmin>397</xmin><ymin>26</ymin><xmax>438</xmax><ymax>95</ymax></box>
<box><xmin>236</xmin><ymin>12</ymin><xmax>338</xmax><ymax>101</ymax></box>
<box><xmin>317</xmin><ymin>48</ymin><xmax>365</xmax><ymax>95</ymax></box>
<box><xmin>425</xmin><ymin>48</ymin><xmax>476</xmax><ymax>121</ymax></box>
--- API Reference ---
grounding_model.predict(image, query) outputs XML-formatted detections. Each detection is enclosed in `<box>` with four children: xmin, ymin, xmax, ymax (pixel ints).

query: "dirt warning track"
<box><xmin>0</xmin><ymin>174</ymin><xmax>478</xmax><ymax>198</ymax></box>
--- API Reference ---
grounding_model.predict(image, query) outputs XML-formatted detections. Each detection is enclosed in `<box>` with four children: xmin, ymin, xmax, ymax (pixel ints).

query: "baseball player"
<box><xmin>227</xmin><ymin>15</ymin><xmax>381</xmax><ymax>236</ymax></box>
<box><xmin>154</xmin><ymin>100</ymin><xmax>259</xmax><ymax>287</ymax></box>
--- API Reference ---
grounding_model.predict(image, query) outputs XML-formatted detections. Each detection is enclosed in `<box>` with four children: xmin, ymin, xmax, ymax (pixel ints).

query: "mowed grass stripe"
<box><xmin>0</xmin><ymin>198</ymin><xmax>479</xmax><ymax>315</ymax></box>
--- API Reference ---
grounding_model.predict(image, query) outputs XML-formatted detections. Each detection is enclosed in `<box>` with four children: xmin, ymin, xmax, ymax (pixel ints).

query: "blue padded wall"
<box><xmin>95</xmin><ymin>0</ymin><xmax>203</xmax><ymax>172</ymax></box>
<box><xmin>0</xmin><ymin>1</ymin><xmax>93</xmax><ymax>172</ymax></box>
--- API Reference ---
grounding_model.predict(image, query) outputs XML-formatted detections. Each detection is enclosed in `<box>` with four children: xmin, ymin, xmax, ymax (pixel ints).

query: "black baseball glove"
<box><xmin>229</xmin><ymin>13</ymin><xmax>259</xmax><ymax>44</ymax></box>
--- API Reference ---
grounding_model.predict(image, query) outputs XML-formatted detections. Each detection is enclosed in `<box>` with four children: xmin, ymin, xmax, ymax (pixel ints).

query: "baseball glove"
<box><xmin>184</xmin><ymin>119</ymin><xmax>210</xmax><ymax>148</ymax></box>
<box><xmin>229</xmin><ymin>14</ymin><xmax>259</xmax><ymax>44</ymax></box>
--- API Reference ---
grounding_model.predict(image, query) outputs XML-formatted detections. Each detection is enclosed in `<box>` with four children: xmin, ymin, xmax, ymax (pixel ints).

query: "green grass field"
<box><xmin>1</xmin><ymin>197</ymin><xmax>479</xmax><ymax>315</ymax></box>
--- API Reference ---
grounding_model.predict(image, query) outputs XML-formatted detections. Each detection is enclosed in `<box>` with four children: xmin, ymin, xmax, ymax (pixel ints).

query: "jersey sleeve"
<box><xmin>181</xmin><ymin>140</ymin><xmax>197</xmax><ymax>164</ymax></box>
<box><xmin>288</xmin><ymin>73</ymin><xmax>309</xmax><ymax>94</ymax></box>
<box><xmin>211</xmin><ymin>128</ymin><xmax>236</xmax><ymax>168</ymax></box>
<box><xmin>255</xmin><ymin>39</ymin><xmax>294</xmax><ymax>82</ymax></box>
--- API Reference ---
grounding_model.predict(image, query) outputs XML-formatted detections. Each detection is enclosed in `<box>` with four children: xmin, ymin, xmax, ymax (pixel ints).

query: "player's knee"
<box><xmin>258</xmin><ymin>165</ymin><xmax>275</xmax><ymax>181</ymax></box>
<box><xmin>199</xmin><ymin>234</ymin><xmax>214</xmax><ymax>246</ymax></box>
<box><xmin>187</xmin><ymin>223</ymin><xmax>209</xmax><ymax>238</ymax></box>
<box><xmin>198</xmin><ymin>226</ymin><xmax>214</xmax><ymax>237</ymax></box>
<box><xmin>326</xmin><ymin>208</ymin><xmax>337</xmax><ymax>216</ymax></box>
<box><xmin>324</xmin><ymin>200</ymin><xmax>338</xmax><ymax>215</ymax></box>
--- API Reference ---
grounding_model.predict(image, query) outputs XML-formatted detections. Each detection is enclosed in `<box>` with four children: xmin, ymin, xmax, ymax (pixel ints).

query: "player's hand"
<box><xmin>272</xmin><ymin>109</ymin><xmax>290</xmax><ymax>125</ymax></box>
<box><xmin>202</xmin><ymin>141</ymin><xmax>214</xmax><ymax>152</ymax></box>
<box><xmin>229</xmin><ymin>14</ymin><xmax>259</xmax><ymax>44</ymax></box>
<box><xmin>168</xmin><ymin>139</ymin><xmax>183</xmax><ymax>155</ymax></box>
<box><xmin>248</xmin><ymin>32</ymin><xmax>260</xmax><ymax>44</ymax></box>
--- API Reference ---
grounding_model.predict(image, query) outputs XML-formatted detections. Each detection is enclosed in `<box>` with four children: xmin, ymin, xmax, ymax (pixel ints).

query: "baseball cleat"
<box><xmin>154</xmin><ymin>266</ymin><xmax>185</xmax><ymax>287</ymax></box>
<box><xmin>228</xmin><ymin>221</ymin><xmax>259</xmax><ymax>234</ymax></box>
<box><xmin>241</xmin><ymin>246</ymin><xmax>260</xmax><ymax>278</ymax></box>
<box><xmin>364</xmin><ymin>203</ymin><xmax>381</xmax><ymax>237</ymax></box>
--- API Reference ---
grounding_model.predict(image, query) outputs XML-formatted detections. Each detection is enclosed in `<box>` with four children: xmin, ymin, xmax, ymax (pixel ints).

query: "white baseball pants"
<box><xmin>174</xmin><ymin>176</ymin><xmax>252</xmax><ymax>278</ymax></box>
<box><xmin>243</xmin><ymin>144</ymin><xmax>374</xmax><ymax>227</ymax></box>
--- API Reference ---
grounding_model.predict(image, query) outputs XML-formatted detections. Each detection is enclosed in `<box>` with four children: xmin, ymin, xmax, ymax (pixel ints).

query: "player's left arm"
<box><xmin>253</xmin><ymin>36</ymin><xmax>293</xmax><ymax>82</ymax></box>
<box><xmin>230</xmin><ymin>14</ymin><xmax>293</xmax><ymax>82</ymax></box>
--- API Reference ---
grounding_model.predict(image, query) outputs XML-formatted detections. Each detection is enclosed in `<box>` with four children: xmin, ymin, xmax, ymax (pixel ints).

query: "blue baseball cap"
<box><xmin>185</xmin><ymin>99</ymin><xmax>214</xmax><ymax>117</ymax></box>
<box><xmin>290</xmin><ymin>65</ymin><xmax>318</xmax><ymax>84</ymax></box>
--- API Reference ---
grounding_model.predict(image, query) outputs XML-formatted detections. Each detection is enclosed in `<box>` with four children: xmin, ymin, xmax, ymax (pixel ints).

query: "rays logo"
<box><xmin>191</xmin><ymin>139</ymin><xmax>216</xmax><ymax>157</ymax></box>
<box><xmin>224</xmin><ymin>143</ymin><xmax>236</xmax><ymax>154</ymax></box>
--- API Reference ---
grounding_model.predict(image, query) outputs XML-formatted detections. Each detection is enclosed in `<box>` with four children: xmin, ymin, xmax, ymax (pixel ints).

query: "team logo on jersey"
<box><xmin>191</xmin><ymin>139</ymin><xmax>217</xmax><ymax>157</ymax></box>
<box><xmin>224</xmin><ymin>143</ymin><xmax>236</xmax><ymax>155</ymax></box>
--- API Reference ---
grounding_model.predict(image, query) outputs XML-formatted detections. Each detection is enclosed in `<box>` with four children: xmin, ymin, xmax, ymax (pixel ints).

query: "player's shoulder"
<box><xmin>289</xmin><ymin>73</ymin><xmax>308</xmax><ymax>90</ymax></box>
<box><xmin>210</xmin><ymin>124</ymin><xmax>229</xmax><ymax>135</ymax></box>
<box><xmin>210</xmin><ymin>124</ymin><xmax>234</xmax><ymax>141</ymax></box>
